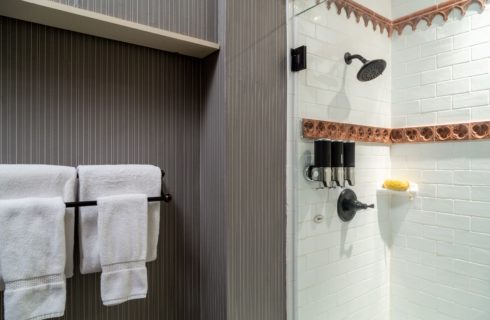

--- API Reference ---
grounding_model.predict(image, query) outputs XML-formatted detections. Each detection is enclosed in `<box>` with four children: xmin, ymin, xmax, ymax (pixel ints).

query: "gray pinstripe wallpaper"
<box><xmin>48</xmin><ymin>0</ymin><xmax>217</xmax><ymax>42</ymax></box>
<box><xmin>200</xmin><ymin>0</ymin><xmax>287</xmax><ymax>319</ymax></box>
<box><xmin>0</xmin><ymin>0</ymin><xmax>287</xmax><ymax>318</ymax></box>
<box><xmin>225</xmin><ymin>0</ymin><xmax>287</xmax><ymax>318</ymax></box>
<box><xmin>0</xmin><ymin>16</ymin><xmax>201</xmax><ymax>320</ymax></box>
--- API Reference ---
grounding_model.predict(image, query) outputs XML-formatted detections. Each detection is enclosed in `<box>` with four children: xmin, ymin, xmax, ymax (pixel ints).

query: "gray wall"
<box><xmin>225</xmin><ymin>0</ymin><xmax>287</xmax><ymax>316</ymax></box>
<box><xmin>0</xmin><ymin>0</ymin><xmax>287</xmax><ymax>317</ymax></box>
<box><xmin>200</xmin><ymin>0</ymin><xmax>287</xmax><ymax>318</ymax></box>
<box><xmin>200</xmin><ymin>52</ymin><xmax>227</xmax><ymax>320</ymax></box>
<box><xmin>0</xmin><ymin>16</ymin><xmax>201</xmax><ymax>320</ymax></box>
<box><xmin>48</xmin><ymin>0</ymin><xmax>217</xmax><ymax>42</ymax></box>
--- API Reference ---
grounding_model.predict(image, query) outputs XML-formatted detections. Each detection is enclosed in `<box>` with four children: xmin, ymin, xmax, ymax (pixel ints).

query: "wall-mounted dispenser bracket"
<box><xmin>305</xmin><ymin>165</ymin><xmax>333</xmax><ymax>188</ymax></box>
<box><xmin>337</xmin><ymin>189</ymin><xmax>374</xmax><ymax>222</ymax></box>
<box><xmin>291</xmin><ymin>46</ymin><xmax>307</xmax><ymax>72</ymax></box>
<box><xmin>305</xmin><ymin>139</ymin><xmax>351</xmax><ymax>189</ymax></box>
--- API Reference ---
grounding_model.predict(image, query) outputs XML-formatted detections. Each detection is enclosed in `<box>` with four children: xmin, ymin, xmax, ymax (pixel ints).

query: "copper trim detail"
<box><xmin>392</xmin><ymin>0</ymin><xmax>486</xmax><ymax>35</ymax></box>
<box><xmin>302</xmin><ymin>119</ymin><xmax>490</xmax><ymax>144</ymax></box>
<box><xmin>320</xmin><ymin>0</ymin><xmax>486</xmax><ymax>37</ymax></box>
<box><xmin>302</xmin><ymin>119</ymin><xmax>392</xmax><ymax>143</ymax></box>
<box><xmin>325</xmin><ymin>0</ymin><xmax>394</xmax><ymax>36</ymax></box>
<box><xmin>470</xmin><ymin>122</ymin><xmax>490</xmax><ymax>139</ymax></box>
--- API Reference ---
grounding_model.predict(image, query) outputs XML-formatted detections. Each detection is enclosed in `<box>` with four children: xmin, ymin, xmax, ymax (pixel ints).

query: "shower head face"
<box><xmin>357</xmin><ymin>59</ymin><xmax>386</xmax><ymax>82</ymax></box>
<box><xmin>344</xmin><ymin>52</ymin><xmax>387</xmax><ymax>82</ymax></box>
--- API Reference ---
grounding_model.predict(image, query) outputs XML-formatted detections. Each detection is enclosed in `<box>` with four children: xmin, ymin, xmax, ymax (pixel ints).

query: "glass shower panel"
<box><xmin>293</xmin><ymin>0</ymin><xmax>326</xmax><ymax>16</ymax></box>
<box><xmin>291</xmin><ymin>1</ymin><xmax>392</xmax><ymax>320</ymax></box>
<box><xmin>291</xmin><ymin>1</ymin><xmax>490</xmax><ymax>320</ymax></box>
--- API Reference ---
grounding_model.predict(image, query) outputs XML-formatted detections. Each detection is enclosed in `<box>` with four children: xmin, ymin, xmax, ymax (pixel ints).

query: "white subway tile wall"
<box><xmin>392</xmin><ymin>5</ymin><xmax>490</xmax><ymax>127</ymax></box>
<box><xmin>391</xmin><ymin>142</ymin><xmax>490</xmax><ymax>320</ymax></box>
<box><xmin>292</xmin><ymin>3</ymin><xmax>392</xmax><ymax>319</ymax></box>
<box><xmin>391</xmin><ymin>5</ymin><xmax>490</xmax><ymax>319</ymax></box>
<box><xmin>290</xmin><ymin>2</ymin><xmax>490</xmax><ymax>320</ymax></box>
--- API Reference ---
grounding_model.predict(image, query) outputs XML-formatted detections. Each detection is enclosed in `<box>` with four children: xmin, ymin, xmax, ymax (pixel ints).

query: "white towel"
<box><xmin>77</xmin><ymin>165</ymin><xmax>161</xmax><ymax>274</ymax></box>
<box><xmin>0</xmin><ymin>197</ymin><xmax>66</xmax><ymax>320</ymax></box>
<box><xmin>0</xmin><ymin>164</ymin><xmax>77</xmax><ymax>290</ymax></box>
<box><xmin>97</xmin><ymin>194</ymin><xmax>148</xmax><ymax>305</ymax></box>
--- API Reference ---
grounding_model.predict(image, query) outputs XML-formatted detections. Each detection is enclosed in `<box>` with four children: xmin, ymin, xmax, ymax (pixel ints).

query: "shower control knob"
<box><xmin>337</xmin><ymin>189</ymin><xmax>374</xmax><ymax>222</ymax></box>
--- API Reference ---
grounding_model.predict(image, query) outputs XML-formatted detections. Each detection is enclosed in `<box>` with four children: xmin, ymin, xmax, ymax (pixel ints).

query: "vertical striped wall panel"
<box><xmin>200</xmin><ymin>52</ymin><xmax>227</xmax><ymax>320</ymax></box>
<box><xmin>200</xmin><ymin>0</ymin><xmax>287</xmax><ymax>318</ymax></box>
<box><xmin>47</xmin><ymin>0</ymin><xmax>218</xmax><ymax>42</ymax></box>
<box><xmin>199</xmin><ymin>0</ymin><xmax>227</xmax><ymax>317</ymax></box>
<box><xmin>225</xmin><ymin>0</ymin><xmax>287</xmax><ymax>318</ymax></box>
<box><xmin>0</xmin><ymin>16</ymin><xmax>201</xmax><ymax>320</ymax></box>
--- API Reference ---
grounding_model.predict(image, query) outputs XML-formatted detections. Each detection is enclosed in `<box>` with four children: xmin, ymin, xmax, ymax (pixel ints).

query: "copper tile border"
<box><xmin>302</xmin><ymin>119</ymin><xmax>393</xmax><ymax>143</ymax></box>
<box><xmin>320</xmin><ymin>0</ymin><xmax>486</xmax><ymax>37</ymax></box>
<box><xmin>302</xmin><ymin>119</ymin><xmax>490</xmax><ymax>144</ymax></box>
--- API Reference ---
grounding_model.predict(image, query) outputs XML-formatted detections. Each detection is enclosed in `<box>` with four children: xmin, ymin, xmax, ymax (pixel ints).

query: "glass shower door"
<box><xmin>290</xmin><ymin>1</ymin><xmax>392</xmax><ymax>319</ymax></box>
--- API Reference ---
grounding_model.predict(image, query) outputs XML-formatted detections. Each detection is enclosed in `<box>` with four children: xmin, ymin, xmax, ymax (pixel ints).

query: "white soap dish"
<box><xmin>376</xmin><ymin>182</ymin><xmax>418</xmax><ymax>199</ymax></box>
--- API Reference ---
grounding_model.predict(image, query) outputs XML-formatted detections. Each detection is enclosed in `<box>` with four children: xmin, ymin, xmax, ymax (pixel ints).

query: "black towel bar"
<box><xmin>65</xmin><ymin>194</ymin><xmax>172</xmax><ymax>208</ymax></box>
<box><xmin>66</xmin><ymin>169</ymin><xmax>172</xmax><ymax>208</ymax></box>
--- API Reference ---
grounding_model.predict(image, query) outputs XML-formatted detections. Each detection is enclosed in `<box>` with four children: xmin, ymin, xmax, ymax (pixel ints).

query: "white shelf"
<box><xmin>0</xmin><ymin>0</ymin><xmax>220</xmax><ymax>59</ymax></box>
<box><xmin>377</xmin><ymin>182</ymin><xmax>418</xmax><ymax>199</ymax></box>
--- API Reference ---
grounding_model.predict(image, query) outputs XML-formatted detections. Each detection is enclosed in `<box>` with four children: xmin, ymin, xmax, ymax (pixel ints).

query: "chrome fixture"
<box><xmin>337</xmin><ymin>189</ymin><xmax>374</xmax><ymax>222</ymax></box>
<box><xmin>305</xmin><ymin>139</ymin><xmax>334</xmax><ymax>188</ymax></box>
<box><xmin>305</xmin><ymin>140</ymin><xmax>357</xmax><ymax>189</ymax></box>
<box><xmin>343</xmin><ymin>142</ymin><xmax>355</xmax><ymax>186</ymax></box>
<box><xmin>331</xmin><ymin>141</ymin><xmax>344</xmax><ymax>188</ymax></box>
<box><xmin>344</xmin><ymin>52</ymin><xmax>387</xmax><ymax>82</ymax></box>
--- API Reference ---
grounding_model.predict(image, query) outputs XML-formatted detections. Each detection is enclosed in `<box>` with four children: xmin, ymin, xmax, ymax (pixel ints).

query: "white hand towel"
<box><xmin>97</xmin><ymin>194</ymin><xmax>148</xmax><ymax>305</ymax></box>
<box><xmin>77</xmin><ymin>165</ymin><xmax>161</xmax><ymax>274</ymax></box>
<box><xmin>0</xmin><ymin>164</ymin><xmax>77</xmax><ymax>289</ymax></box>
<box><xmin>0</xmin><ymin>197</ymin><xmax>66</xmax><ymax>320</ymax></box>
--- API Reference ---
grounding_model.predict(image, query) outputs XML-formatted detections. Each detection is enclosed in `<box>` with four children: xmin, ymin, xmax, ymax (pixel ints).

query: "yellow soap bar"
<box><xmin>383</xmin><ymin>179</ymin><xmax>410</xmax><ymax>191</ymax></box>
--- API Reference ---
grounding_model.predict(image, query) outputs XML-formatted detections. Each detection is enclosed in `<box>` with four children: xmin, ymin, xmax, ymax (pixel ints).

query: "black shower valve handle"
<box><xmin>337</xmin><ymin>189</ymin><xmax>375</xmax><ymax>222</ymax></box>
<box><xmin>352</xmin><ymin>200</ymin><xmax>375</xmax><ymax>211</ymax></box>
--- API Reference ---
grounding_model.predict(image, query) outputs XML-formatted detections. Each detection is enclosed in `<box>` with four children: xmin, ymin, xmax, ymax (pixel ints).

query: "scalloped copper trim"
<box><xmin>321</xmin><ymin>0</ymin><xmax>486</xmax><ymax>37</ymax></box>
<box><xmin>302</xmin><ymin>119</ymin><xmax>490</xmax><ymax>144</ymax></box>
<box><xmin>393</xmin><ymin>0</ymin><xmax>486</xmax><ymax>35</ymax></box>
<box><xmin>325</xmin><ymin>0</ymin><xmax>393</xmax><ymax>36</ymax></box>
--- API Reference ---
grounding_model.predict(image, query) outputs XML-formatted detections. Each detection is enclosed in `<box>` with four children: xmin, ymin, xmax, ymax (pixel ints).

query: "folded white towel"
<box><xmin>77</xmin><ymin>165</ymin><xmax>161</xmax><ymax>274</ymax></box>
<box><xmin>0</xmin><ymin>164</ymin><xmax>77</xmax><ymax>290</ymax></box>
<box><xmin>97</xmin><ymin>194</ymin><xmax>148</xmax><ymax>305</ymax></box>
<box><xmin>0</xmin><ymin>197</ymin><xmax>66</xmax><ymax>320</ymax></box>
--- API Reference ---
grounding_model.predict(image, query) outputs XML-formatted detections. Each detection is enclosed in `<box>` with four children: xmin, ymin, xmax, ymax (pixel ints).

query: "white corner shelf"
<box><xmin>0</xmin><ymin>0</ymin><xmax>220</xmax><ymax>59</ymax></box>
<box><xmin>377</xmin><ymin>182</ymin><xmax>418</xmax><ymax>199</ymax></box>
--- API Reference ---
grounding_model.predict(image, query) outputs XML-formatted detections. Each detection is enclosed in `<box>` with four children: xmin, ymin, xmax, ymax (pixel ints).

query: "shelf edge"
<box><xmin>0</xmin><ymin>0</ymin><xmax>220</xmax><ymax>59</ymax></box>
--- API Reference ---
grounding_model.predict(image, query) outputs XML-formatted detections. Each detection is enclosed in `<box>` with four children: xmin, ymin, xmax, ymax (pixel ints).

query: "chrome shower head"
<box><xmin>344</xmin><ymin>52</ymin><xmax>387</xmax><ymax>82</ymax></box>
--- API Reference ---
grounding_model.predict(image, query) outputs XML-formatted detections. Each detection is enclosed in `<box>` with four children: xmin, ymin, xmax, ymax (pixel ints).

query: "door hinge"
<box><xmin>291</xmin><ymin>46</ymin><xmax>307</xmax><ymax>72</ymax></box>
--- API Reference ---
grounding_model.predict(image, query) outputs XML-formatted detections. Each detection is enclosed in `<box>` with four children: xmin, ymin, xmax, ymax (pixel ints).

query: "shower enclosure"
<box><xmin>289</xmin><ymin>0</ymin><xmax>490</xmax><ymax>319</ymax></box>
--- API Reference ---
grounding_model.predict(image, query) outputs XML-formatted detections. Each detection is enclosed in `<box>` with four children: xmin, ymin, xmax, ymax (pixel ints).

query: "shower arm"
<box><xmin>344</xmin><ymin>53</ymin><xmax>367</xmax><ymax>65</ymax></box>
